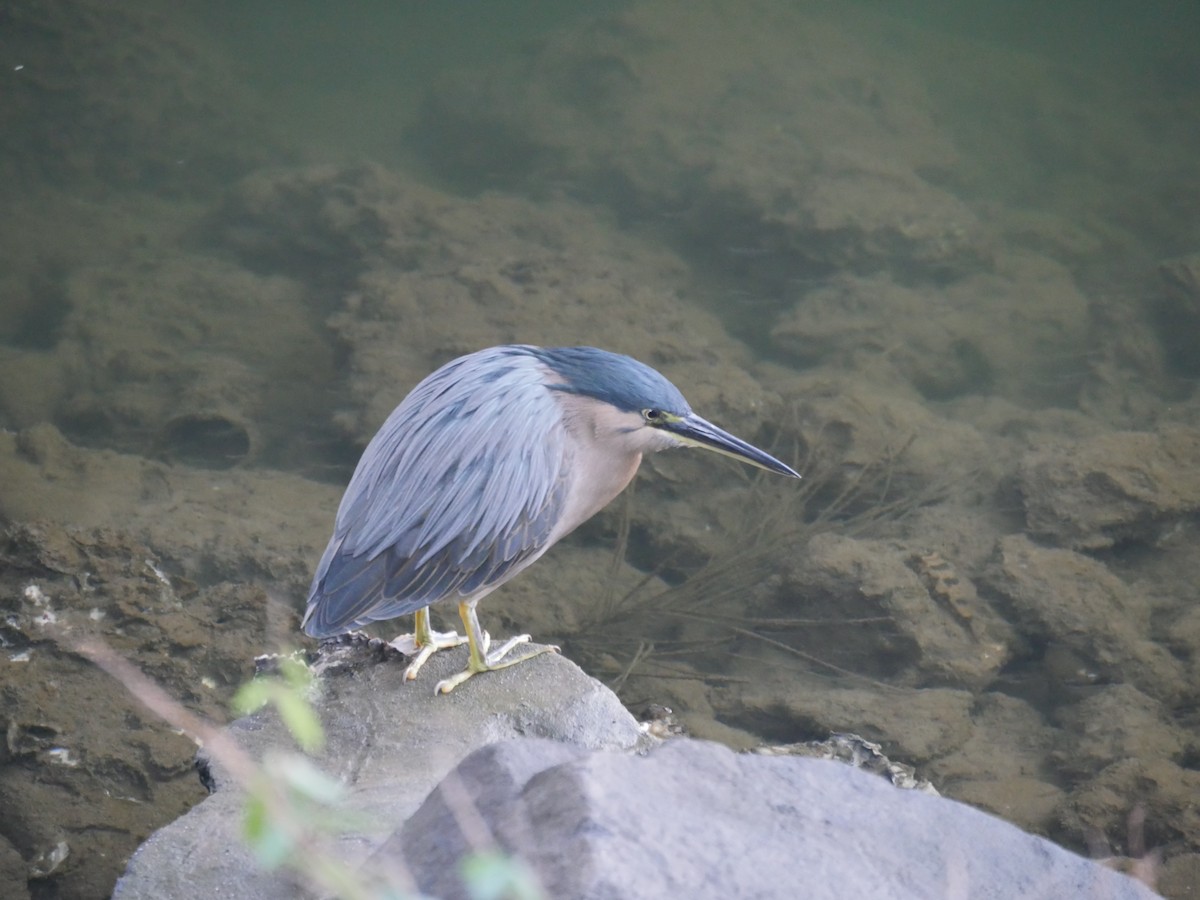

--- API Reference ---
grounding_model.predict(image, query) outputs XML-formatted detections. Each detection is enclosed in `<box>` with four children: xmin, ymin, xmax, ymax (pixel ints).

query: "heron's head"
<box><xmin>531</xmin><ymin>346</ymin><xmax>800</xmax><ymax>478</ymax></box>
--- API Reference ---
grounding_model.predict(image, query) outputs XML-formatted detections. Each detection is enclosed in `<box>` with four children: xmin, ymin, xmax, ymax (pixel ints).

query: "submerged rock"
<box><xmin>985</xmin><ymin>535</ymin><xmax>1185</xmax><ymax>703</ymax></box>
<box><xmin>1017</xmin><ymin>427</ymin><xmax>1200</xmax><ymax>551</ymax></box>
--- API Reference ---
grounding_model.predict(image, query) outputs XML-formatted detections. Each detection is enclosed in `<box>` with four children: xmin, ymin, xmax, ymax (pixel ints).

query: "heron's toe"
<box><xmin>393</xmin><ymin>628</ymin><xmax>468</xmax><ymax>681</ymax></box>
<box><xmin>434</xmin><ymin>641</ymin><xmax>559</xmax><ymax>694</ymax></box>
<box><xmin>484</xmin><ymin>633</ymin><xmax>532</xmax><ymax>666</ymax></box>
<box><xmin>434</xmin><ymin>668</ymin><xmax>475</xmax><ymax>694</ymax></box>
<box><xmin>402</xmin><ymin>643</ymin><xmax>438</xmax><ymax>681</ymax></box>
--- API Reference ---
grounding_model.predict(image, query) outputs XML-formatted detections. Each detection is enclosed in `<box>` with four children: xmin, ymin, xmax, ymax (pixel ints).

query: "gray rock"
<box><xmin>112</xmin><ymin>640</ymin><xmax>642</xmax><ymax>900</ymax></box>
<box><xmin>112</xmin><ymin>639</ymin><xmax>1155</xmax><ymax>900</ymax></box>
<box><xmin>390</xmin><ymin>737</ymin><xmax>1157</xmax><ymax>900</ymax></box>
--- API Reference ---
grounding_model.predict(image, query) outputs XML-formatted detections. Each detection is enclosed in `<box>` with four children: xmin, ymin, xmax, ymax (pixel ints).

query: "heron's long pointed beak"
<box><xmin>665</xmin><ymin>414</ymin><xmax>801</xmax><ymax>478</ymax></box>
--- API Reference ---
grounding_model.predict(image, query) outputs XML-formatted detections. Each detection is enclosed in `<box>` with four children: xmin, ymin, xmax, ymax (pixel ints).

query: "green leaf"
<box><xmin>461</xmin><ymin>851</ymin><xmax>543</xmax><ymax>900</ymax></box>
<box><xmin>279</xmin><ymin>655</ymin><xmax>315</xmax><ymax>692</ymax></box>
<box><xmin>243</xmin><ymin>793</ymin><xmax>267</xmax><ymax>842</ymax></box>
<box><xmin>232</xmin><ymin>679</ymin><xmax>273</xmax><ymax>716</ymax></box>
<box><xmin>243</xmin><ymin>793</ymin><xmax>293</xmax><ymax>869</ymax></box>
<box><xmin>250</xmin><ymin>821</ymin><xmax>294</xmax><ymax>870</ymax></box>
<box><xmin>275</xmin><ymin>690</ymin><xmax>325</xmax><ymax>752</ymax></box>
<box><xmin>271</xmin><ymin>753</ymin><xmax>346</xmax><ymax>806</ymax></box>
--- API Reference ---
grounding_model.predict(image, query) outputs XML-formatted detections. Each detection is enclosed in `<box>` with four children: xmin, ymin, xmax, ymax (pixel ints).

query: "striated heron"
<box><xmin>302</xmin><ymin>345</ymin><xmax>799</xmax><ymax>693</ymax></box>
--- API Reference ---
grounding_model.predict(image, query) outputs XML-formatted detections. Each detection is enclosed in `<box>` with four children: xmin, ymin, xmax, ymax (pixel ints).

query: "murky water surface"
<box><xmin>1</xmin><ymin>1</ymin><xmax>1198</xmax><ymax>896</ymax></box>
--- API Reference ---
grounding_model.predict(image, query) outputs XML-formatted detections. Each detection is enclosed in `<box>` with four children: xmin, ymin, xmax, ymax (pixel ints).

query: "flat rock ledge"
<box><xmin>113</xmin><ymin>640</ymin><xmax>1155</xmax><ymax>900</ymax></box>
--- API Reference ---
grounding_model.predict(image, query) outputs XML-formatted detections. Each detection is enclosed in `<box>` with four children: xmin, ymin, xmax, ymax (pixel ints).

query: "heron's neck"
<box><xmin>549</xmin><ymin>394</ymin><xmax>649</xmax><ymax>543</ymax></box>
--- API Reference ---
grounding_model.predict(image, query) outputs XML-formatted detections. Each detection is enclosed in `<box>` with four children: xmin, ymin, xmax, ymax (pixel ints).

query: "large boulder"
<box><xmin>111</xmin><ymin>640</ymin><xmax>1154</xmax><ymax>900</ymax></box>
<box><xmin>391</xmin><ymin>736</ymin><xmax>1154</xmax><ymax>900</ymax></box>
<box><xmin>112</xmin><ymin>641</ymin><xmax>642</xmax><ymax>899</ymax></box>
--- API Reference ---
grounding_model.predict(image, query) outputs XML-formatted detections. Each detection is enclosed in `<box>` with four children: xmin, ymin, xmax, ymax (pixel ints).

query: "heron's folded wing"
<box><xmin>302</xmin><ymin>349</ymin><xmax>568</xmax><ymax>636</ymax></box>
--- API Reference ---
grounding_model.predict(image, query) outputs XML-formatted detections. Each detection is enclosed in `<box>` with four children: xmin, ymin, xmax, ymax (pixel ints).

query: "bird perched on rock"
<box><xmin>302</xmin><ymin>345</ymin><xmax>799</xmax><ymax>693</ymax></box>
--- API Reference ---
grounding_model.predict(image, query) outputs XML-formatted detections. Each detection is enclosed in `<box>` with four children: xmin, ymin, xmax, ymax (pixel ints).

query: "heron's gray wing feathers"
<box><xmin>302</xmin><ymin>349</ymin><xmax>567</xmax><ymax>637</ymax></box>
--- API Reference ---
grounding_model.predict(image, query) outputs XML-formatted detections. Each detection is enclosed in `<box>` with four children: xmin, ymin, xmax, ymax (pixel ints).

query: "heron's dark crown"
<box><xmin>524</xmin><ymin>346</ymin><xmax>691</xmax><ymax>416</ymax></box>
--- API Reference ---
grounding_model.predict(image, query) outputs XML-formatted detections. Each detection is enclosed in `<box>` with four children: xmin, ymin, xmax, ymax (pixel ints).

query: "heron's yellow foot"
<box><xmin>434</xmin><ymin>638</ymin><xmax>559</xmax><ymax>694</ymax></box>
<box><xmin>386</xmin><ymin>607</ymin><xmax>467</xmax><ymax>681</ymax></box>
<box><xmin>433</xmin><ymin>600</ymin><xmax>559</xmax><ymax>694</ymax></box>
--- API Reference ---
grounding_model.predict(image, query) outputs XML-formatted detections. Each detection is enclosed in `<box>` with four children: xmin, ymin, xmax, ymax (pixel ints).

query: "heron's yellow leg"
<box><xmin>435</xmin><ymin>599</ymin><xmax>558</xmax><ymax>694</ymax></box>
<box><xmin>387</xmin><ymin>607</ymin><xmax>467</xmax><ymax>681</ymax></box>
